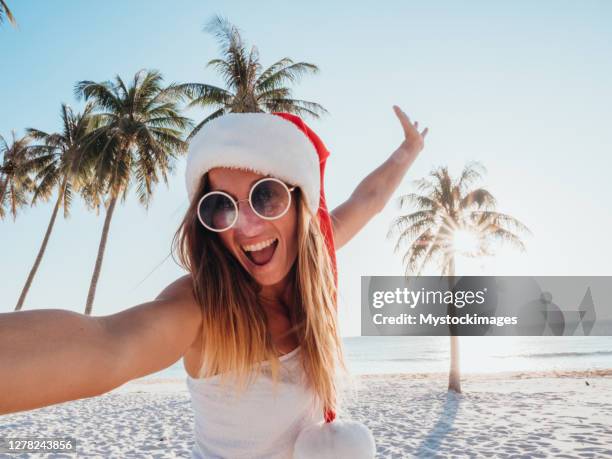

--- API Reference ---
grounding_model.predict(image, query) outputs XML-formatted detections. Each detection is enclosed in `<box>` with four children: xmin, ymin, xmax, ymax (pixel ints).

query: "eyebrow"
<box><xmin>209</xmin><ymin>176</ymin><xmax>270</xmax><ymax>199</ymax></box>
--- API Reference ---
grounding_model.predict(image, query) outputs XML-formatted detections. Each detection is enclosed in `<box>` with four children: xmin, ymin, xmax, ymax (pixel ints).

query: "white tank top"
<box><xmin>186</xmin><ymin>346</ymin><xmax>324</xmax><ymax>458</ymax></box>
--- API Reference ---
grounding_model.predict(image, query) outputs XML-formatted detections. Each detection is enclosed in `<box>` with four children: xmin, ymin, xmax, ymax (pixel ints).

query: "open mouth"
<box><xmin>241</xmin><ymin>238</ymin><xmax>279</xmax><ymax>266</ymax></box>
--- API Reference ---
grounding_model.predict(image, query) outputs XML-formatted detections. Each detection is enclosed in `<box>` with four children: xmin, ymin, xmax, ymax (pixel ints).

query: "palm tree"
<box><xmin>389</xmin><ymin>161</ymin><xmax>530</xmax><ymax>393</ymax></box>
<box><xmin>14</xmin><ymin>104</ymin><xmax>95</xmax><ymax>311</ymax></box>
<box><xmin>0</xmin><ymin>0</ymin><xmax>16</xmax><ymax>27</ymax></box>
<box><xmin>0</xmin><ymin>132</ymin><xmax>34</xmax><ymax>220</ymax></box>
<box><xmin>173</xmin><ymin>15</ymin><xmax>327</xmax><ymax>138</ymax></box>
<box><xmin>75</xmin><ymin>69</ymin><xmax>191</xmax><ymax>315</ymax></box>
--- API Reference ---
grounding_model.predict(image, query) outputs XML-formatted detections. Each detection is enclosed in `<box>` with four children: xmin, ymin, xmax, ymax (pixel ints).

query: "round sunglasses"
<box><xmin>197</xmin><ymin>177</ymin><xmax>296</xmax><ymax>232</ymax></box>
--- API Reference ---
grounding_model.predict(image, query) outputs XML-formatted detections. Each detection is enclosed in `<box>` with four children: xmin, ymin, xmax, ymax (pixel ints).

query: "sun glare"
<box><xmin>451</xmin><ymin>228</ymin><xmax>480</xmax><ymax>256</ymax></box>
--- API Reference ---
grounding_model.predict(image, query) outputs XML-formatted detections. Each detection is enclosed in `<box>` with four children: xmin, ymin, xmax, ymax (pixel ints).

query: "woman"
<box><xmin>0</xmin><ymin>106</ymin><xmax>427</xmax><ymax>458</ymax></box>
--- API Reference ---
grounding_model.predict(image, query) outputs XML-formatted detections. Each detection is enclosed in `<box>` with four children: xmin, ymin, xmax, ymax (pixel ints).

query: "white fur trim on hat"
<box><xmin>185</xmin><ymin>113</ymin><xmax>320</xmax><ymax>214</ymax></box>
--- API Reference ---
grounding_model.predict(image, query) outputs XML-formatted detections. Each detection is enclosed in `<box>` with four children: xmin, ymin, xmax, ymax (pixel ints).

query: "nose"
<box><xmin>234</xmin><ymin>200</ymin><xmax>266</xmax><ymax>237</ymax></box>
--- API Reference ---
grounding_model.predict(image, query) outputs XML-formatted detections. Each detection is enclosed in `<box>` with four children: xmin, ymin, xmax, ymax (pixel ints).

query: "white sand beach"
<box><xmin>2</xmin><ymin>371</ymin><xmax>612</xmax><ymax>458</ymax></box>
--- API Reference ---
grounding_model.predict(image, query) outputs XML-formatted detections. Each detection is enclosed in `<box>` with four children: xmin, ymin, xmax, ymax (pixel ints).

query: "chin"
<box><xmin>244</xmin><ymin>261</ymin><xmax>292</xmax><ymax>287</ymax></box>
<box><xmin>235</xmin><ymin>239</ymin><xmax>294</xmax><ymax>287</ymax></box>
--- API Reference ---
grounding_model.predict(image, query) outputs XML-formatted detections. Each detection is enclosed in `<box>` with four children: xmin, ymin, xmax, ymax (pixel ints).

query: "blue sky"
<box><xmin>1</xmin><ymin>0</ymin><xmax>611</xmax><ymax>336</ymax></box>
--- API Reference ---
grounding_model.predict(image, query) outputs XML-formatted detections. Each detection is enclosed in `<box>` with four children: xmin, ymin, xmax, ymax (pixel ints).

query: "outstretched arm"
<box><xmin>0</xmin><ymin>275</ymin><xmax>201</xmax><ymax>415</ymax></box>
<box><xmin>331</xmin><ymin>105</ymin><xmax>429</xmax><ymax>249</ymax></box>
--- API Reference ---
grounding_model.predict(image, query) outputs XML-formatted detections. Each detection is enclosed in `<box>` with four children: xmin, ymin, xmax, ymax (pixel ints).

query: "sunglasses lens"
<box><xmin>251</xmin><ymin>179</ymin><xmax>291</xmax><ymax>219</ymax></box>
<box><xmin>199</xmin><ymin>193</ymin><xmax>236</xmax><ymax>231</ymax></box>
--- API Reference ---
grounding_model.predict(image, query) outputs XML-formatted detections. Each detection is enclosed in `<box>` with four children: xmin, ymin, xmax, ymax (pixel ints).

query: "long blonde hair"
<box><xmin>172</xmin><ymin>172</ymin><xmax>347</xmax><ymax>414</ymax></box>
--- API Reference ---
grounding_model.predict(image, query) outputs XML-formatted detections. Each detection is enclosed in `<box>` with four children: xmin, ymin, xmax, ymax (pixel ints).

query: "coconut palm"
<box><xmin>75</xmin><ymin>69</ymin><xmax>191</xmax><ymax>315</ymax></box>
<box><xmin>0</xmin><ymin>132</ymin><xmax>34</xmax><ymax>220</ymax></box>
<box><xmin>13</xmin><ymin>104</ymin><xmax>95</xmax><ymax>311</ymax></box>
<box><xmin>389</xmin><ymin>161</ymin><xmax>531</xmax><ymax>393</ymax></box>
<box><xmin>173</xmin><ymin>15</ymin><xmax>327</xmax><ymax>138</ymax></box>
<box><xmin>0</xmin><ymin>0</ymin><xmax>16</xmax><ymax>27</ymax></box>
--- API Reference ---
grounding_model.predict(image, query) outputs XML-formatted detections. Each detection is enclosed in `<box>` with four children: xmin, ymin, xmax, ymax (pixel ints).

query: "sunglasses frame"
<box><xmin>197</xmin><ymin>177</ymin><xmax>296</xmax><ymax>232</ymax></box>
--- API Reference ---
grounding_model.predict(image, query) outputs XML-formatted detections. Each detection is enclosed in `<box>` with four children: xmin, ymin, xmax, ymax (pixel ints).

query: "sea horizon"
<box><xmin>144</xmin><ymin>335</ymin><xmax>612</xmax><ymax>380</ymax></box>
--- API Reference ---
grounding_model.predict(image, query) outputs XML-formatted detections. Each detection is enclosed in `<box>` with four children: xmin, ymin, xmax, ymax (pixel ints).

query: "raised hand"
<box><xmin>392</xmin><ymin>105</ymin><xmax>429</xmax><ymax>158</ymax></box>
<box><xmin>329</xmin><ymin>105</ymin><xmax>430</xmax><ymax>250</ymax></box>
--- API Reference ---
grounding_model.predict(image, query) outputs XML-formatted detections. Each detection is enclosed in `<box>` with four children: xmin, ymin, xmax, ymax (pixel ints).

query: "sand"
<box><xmin>1</xmin><ymin>372</ymin><xmax>612</xmax><ymax>458</ymax></box>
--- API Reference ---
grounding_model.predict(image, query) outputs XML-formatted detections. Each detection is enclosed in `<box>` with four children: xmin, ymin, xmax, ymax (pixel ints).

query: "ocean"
<box><xmin>145</xmin><ymin>336</ymin><xmax>612</xmax><ymax>379</ymax></box>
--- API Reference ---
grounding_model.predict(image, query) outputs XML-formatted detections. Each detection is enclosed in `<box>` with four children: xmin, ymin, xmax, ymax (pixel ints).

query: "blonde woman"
<box><xmin>0</xmin><ymin>106</ymin><xmax>427</xmax><ymax>458</ymax></box>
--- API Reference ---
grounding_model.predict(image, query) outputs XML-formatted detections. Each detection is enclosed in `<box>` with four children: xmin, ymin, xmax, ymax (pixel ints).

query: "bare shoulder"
<box><xmin>157</xmin><ymin>274</ymin><xmax>202</xmax><ymax>345</ymax></box>
<box><xmin>99</xmin><ymin>274</ymin><xmax>204</xmax><ymax>383</ymax></box>
<box><xmin>157</xmin><ymin>274</ymin><xmax>196</xmax><ymax>302</ymax></box>
<box><xmin>163</xmin><ymin>275</ymin><xmax>205</xmax><ymax>377</ymax></box>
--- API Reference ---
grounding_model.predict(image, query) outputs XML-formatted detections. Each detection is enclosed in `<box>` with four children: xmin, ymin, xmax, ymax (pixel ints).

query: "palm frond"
<box><xmin>74</xmin><ymin>80</ymin><xmax>122</xmax><ymax>113</ymax></box>
<box><xmin>0</xmin><ymin>0</ymin><xmax>16</xmax><ymax>26</ymax></box>
<box><xmin>0</xmin><ymin>133</ymin><xmax>8</xmax><ymax>153</ymax></box>
<box><xmin>482</xmin><ymin>226</ymin><xmax>527</xmax><ymax>252</ymax></box>
<box><xmin>397</xmin><ymin>193</ymin><xmax>441</xmax><ymax>211</ymax></box>
<box><xmin>187</xmin><ymin>108</ymin><xmax>226</xmax><ymax>140</ymax></box>
<box><xmin>418</xmin><ymin>245</ymin><xmax>448</xmax><ymax>277</ymax></box>
<box><xmin>262</xmin><ymin>98</ymin><xmax>328</xmax><ymax>118</ymax></box>
<box><xmin>255</xmin><ymin>57</ymin><xmax>294</xmax><ymax>87</ymax></box>
<box><xmin>256</xmin><ymin>62</ymin><xmax>319</xmax><ymax>92</ymax></box>
<box><xmin>255</xmin><ymin>87</ymin><xmax>291</xmax><ymax>102</ymax></box>
<box><xmin>0</xmin><ymin>132</ymin><xmax>34</xmax><ymax>219</ymax></box>
<box><xmin>471</xmin><ymin>210</ymin><xmax>532</xmax><ymax>236</ymax></box>
<box><xmin>392</xmin><ymin>217</ymin><xmax>437</xmax><ymax>255</ymax></box>
<box><xmin>401</xmin><ymin>229</ymin><xmax>439</xmax><ymax>276</ymax></box>
<box><xmin>30</xmin><ymin>162</ymin><xmax>59</xmax><ymax>204</ymax></box>
<box><xmin>388</xmin><ymin>210</ymin><xmax>436</xmax><ymax>236</ymax></box>
<box><xmin>459</xmin><ymin>188</ymin><xmax>496</xmax><ymax>210</ymax></box>
<box><xmin>456</xmin><ymin>161</ymin><xmax>486</xmax><ymax>194</ymax></box>
<box><xmin>172</xmin><ymin>83</ymin><xmax>233</xmax><ymax>109</ymax></box>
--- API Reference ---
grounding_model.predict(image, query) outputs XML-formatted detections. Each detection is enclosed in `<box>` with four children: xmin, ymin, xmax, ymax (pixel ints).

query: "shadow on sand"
<box><xmin>414</xmin><ymin>391</ymin><xmax>462</xmax><ymax>458</ymax></box>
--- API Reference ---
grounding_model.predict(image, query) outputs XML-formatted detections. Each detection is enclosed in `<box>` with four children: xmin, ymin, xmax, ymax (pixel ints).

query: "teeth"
<box><xmin>241</xmin><ymin>238</ymin><xmax>277</xmax><ymax>252</ymax></box>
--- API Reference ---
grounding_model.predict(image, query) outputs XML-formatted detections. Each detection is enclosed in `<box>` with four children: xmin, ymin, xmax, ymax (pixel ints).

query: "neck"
<box><xmin>259</xmin><ymin>274</ymin><xmax>294</xmax><ymax>313</ymax></box>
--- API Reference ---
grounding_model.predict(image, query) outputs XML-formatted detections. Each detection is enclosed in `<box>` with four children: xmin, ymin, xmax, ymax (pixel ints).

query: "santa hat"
<box><xmin>185</xmin><ymin>112</ymin><xmax>375</xmax><ymax>458</ymax></box>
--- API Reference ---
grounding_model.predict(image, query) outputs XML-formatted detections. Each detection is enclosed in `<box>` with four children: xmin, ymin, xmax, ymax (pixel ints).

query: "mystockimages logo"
<box><xmin>361</xmin><ymin>276</ymin><xmax>608</xmax><ymax>336</ymax></box>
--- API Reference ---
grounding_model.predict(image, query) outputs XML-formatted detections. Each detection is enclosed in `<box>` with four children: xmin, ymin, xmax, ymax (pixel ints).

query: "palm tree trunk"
<box><xmin>14</xmin><ymin>182</ymin><xmax>65</xmax><ymax>311</ymax></box>
<box><xmin>447</xmin><ymin>256</ymin><xmax>462</xmax><ymax>393</ymax></box>
<box><xmin>84</xmin><ymin>196</ymin><xmax>118</xmax><ymax>315</ymax></box>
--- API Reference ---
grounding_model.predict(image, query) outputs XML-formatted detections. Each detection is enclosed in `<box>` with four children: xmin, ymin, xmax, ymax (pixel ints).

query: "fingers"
<box><xmin>393</xmin><ymin>105</ymin><xmax>412</xmax><ymax>137</ymax></box>
<box><xmin>393</xmin><ymin>105</ymin><xmax>410</xmax><ymax>122</ymax></box>
<box><xmin>393</xmin><ymin>105</ymin><xmax>429</xmax><ymax>139</ymax></box>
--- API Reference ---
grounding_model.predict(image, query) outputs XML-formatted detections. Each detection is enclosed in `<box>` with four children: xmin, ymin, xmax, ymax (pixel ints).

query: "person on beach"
<box><xmin>0</xmin><ymin>106</ymin><xmax>427</xmax><ymax>458</ymax></box>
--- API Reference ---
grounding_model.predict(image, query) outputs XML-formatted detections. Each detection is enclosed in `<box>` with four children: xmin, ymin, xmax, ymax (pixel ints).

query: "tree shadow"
<box><xmin>414</xmin><ymin>391</ymin><xmax>462</xmax><ymax>458</ymax></box>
